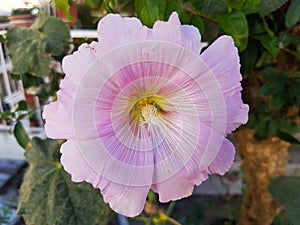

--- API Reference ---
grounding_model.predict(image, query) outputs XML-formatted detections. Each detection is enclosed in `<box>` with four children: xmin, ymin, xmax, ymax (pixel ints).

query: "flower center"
<box><xmin>129</xmin><ymin>96</ymin><xmax>164</xmax><ymax>132</ymax></box>
<box><xmin>141</xmin><ymin>104</ymin><xmax>157</xmax><ymax>124</ymax></box>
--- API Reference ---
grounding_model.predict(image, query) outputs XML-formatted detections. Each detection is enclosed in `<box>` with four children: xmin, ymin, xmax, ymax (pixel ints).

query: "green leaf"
<box><xmin>135</xmin><ymin>0</ymin><xmax>166</xmax><ymax>27</ymax></box>
<box><xmin>262</xmin><ymin>16</ymin><xmax>274</xmax><ymax>37</ymax></box>
<box><xmin>11</xmin><ymin>100</ymin><xmax>28</xmax><ymax>112</ymax></box>
<box><xmin>215</xmin><ymin>10</ymin><xmax>248</xmax><ymax>51</ymax></box>
<box><xmin>288</xmin><ymin>82</ymin><xmax>300</xmax><ymax>106</ymax></box>
<box><xmin>42</xmin><ymin>17</ymin><xmax>70</xmax><ymax>55</ymax></box>
<box><xmin>189</xmin><ymin>15</ymin><xmax>204</xmax><ymax>35</ymax></box>
<box><xmin>7</xmin><ymin>14</ymin><xmax>70</xmax><ymax>77</ymax></box>
<box><xmin>0</xmin><ymin>111</ymin><xmax>13</xmax><ymax>121</ymax></box>
<box><xmin>253</xmin><ymin>114</ymin><xmax>271</xmax><ymax>140</ymax></box>
<box><xmin>277</xmin><ymin>131</ymin><xmax>300</xmax><ymax>144</ymax></box>
<box><xmin>279</xmin><ymin>31</ymin><xmax>291</xmax><ymax>48</ymax></box>
<box><xmin>225</xmin><ymin>0</ymin><xmax>245</xmax><ymax>11</ymax></box>
<box><xmin>259</xmin><ymin>67</ymin><xmax>286</xmax><ymax>96</ymax></box>
<box><xmin>255</xmin><ymin>34</ymin><xmax>279</xmax><ymax>57</ymax></box>
<box><xmin>269</xmin><ymin>176</ymin><xmax>300</xmax><ymax>224</ymax></box>
<box><xmin>13</xmin><ymin>121</ymin><xmax>30</xmax><ymax>149</ymax></box>
<box><xmin>261</xmin><ymin>67</ymin><xmax>285</xmax><ymax>80</ymax></box>
<box><xmin>85</xmin><ymin>0</ymin><xmax>96</xmax><ymax>8</ymax></box>
<box><xmin>7</xmin><ymin>28</ymin><xmax>52</xmax><ymax>77</ymax></box>
<box><xmin>55</xmin><ymin>0</ymin><xmax>74</xmax><ymax>21</ymax></box>
<box><xmin>290</xmin><ymin>35</ymin><xmax>300</xmax><ymax>46</ymax></box>
<box><xmin>260</xmin><ymin>0</ymin><xmax>287</xmax><ymax>15</ymax></box>
<box><xmin>197</xmin><ymin>0</ymin><xmax>228</xmax><ymax>14</ymax></box>
<box><xmin>259</xmin><ymin>81</ymin><xmax>283</xmax><ymax>96</ymax></box>
<box><xmin>275</xmin><ymin>116</ymin><xmax>300</xmax><ymax>134</ymax></box>
<box><xmin>242</xmin><ymin>0</ymin><xmax>261</xmax><ymax>15</ymax></box>
<box><xmin>286</xmin><ymin>0</ymin><xmax>300</xmax><ymax>28</ymax></box>
<box><xmin>18</xmin><ymin>138</ymin><xmax>113</xmax><ymax>225</ymax></box>
<box><xmin>21</xmin><ymin>73</ymin><xmax>43</xmax><ymax>89</ymax></box>
<box><xmin>31</xmin><ymin>14</ymin><xmax>70</xmax><ymax>56</ymax></box>
<box><xmin>31</xmin><ymin>13</ymin><xmax>52</xmax><ymax>30</ymax></box>
<box><xmin>240</xmin><ymin>39</ymin><xmax>258</xmax><ymax>76</ymax></box>
<box><xmin>270</xmin><ymin>91</ymin><xmax>287</xmax><ymax>108</ymax></box>
<box><xmin>255</xmin><ymin>51</ymin><xmax>273</xmax><ymax>67</ymax></box>
<box><xmin>0</xmin><ymin>34</ymin><xmax>5</xmax><ymax>43</ymax></box>
<box><xmin>164</xmin><ymin>0</ymin><xmax>182</xmax><ymax>20</ymax></box>
<box><xmin>248</xmin><ymin>14</ymin><xmax>265</xmax><ymax>35</ymax></box>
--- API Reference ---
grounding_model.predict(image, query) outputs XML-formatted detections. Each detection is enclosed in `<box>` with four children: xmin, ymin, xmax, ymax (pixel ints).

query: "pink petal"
<box><xmin>60</xmin><ymin>140</ymin><xmax>151</xmax><ymax>217</ymax></box>
<box><xmin>62</xmin><ymin>42</ymin><xmax>100</xmax><ymax>85</ymax></box>
<box><xmin>208</xmin><ymin>137</ymin><xmax>235</xmax><ymax>175</ymax></box>
<box><xmin>43</xmin><ymin>41</ymin><xmax>105</xmax><ymax>140</ymax></box>
<box><xmin>153</xmin><ymin>12</ymin><xmax>202</xmax><ymax>54</ymax></box>
<box><xmin>152</xmin><ymin>123</ymin><xmax>234</xmax><ymax>202</ymax></box>
<box><xmin>70</xmin><ymin>41</ymin><xmax>228</xmax><ymax>173</ymax></box>
<box><xmin>100</xmin><ymin>181</ymin><xmax>150</xmax><ymax>217</ymax></box>
<box><xmin>201</xmin><ymin>36</ymin><xmax>249</xmax><ymax>133</ymax></box>
<box><xmin>151</xmin><ymin>169</ymin><xmax>208</xmax><ymax>202</ymax></box>
<box><xmin>97</xmin><ymin>14</ymin><xmax>148</xmax><ymax>54</ymax></box>
<box><xmin>43</xmin><ymin>76</ymin><xmax>76</xmax><ymax>139</ymax></box>
<box><xmin>43</xmin><ymin>13</ymin><xmax>249</xmax><ymax>217</ymax></box>
<box><xmin>60</xmin><ymin>140</ymin><xmax>97</xmax><ymax>183</ymax></box>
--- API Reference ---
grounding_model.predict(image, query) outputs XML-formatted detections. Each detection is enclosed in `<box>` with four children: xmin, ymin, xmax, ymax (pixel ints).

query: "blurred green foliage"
<box><xmin>269</xmin><ymin>176</ymin><xmax>300</xmax><ymax>225</ymax></box>
<box><xmin>17</xmin><ymin>137</ymin><xmax>114</xmax><ymax>225</ymax></box>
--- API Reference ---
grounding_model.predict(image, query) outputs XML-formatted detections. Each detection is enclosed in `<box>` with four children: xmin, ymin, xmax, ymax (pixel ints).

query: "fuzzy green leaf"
<box><xmin>269</xmin><ymin>176</ymin><xmax>300</xmax><ymax>224</ymax></box>
<box><xmin>135</xmin><ymin>0</ymin><xmax>166</xmax><ymax>27</ymax></box>
<box><xmin>13</xmin><ymin>121</ymin><xmax>30</xmax><ymax>149</ymax></box>
<box><xmin>7</xmin><ymin>15</ymin><xmax>70</xmax><ymax>77</ymax></box>
<box><xmin>17</xmin><ymin>138</ymin><xmax>113</xmax><ymax>225</ymax></box>
<box><xmin>286</xmin><ymin>0</ymin><xmax>300</xmax><ymax>28</ymax></box>
<box><xmin>42</xmin><ymin>17</ymin><xmax>70</xmax><ymax>55</ymax></box>
<box><xmin>7</xmin><ymin>28</ymin><xmax>52</xmax><ymax>77</ymax></box>
<box><xmin>215</xmin><ymin>10</ymin><xmax>248</xmax><ymax>51</ymax></box>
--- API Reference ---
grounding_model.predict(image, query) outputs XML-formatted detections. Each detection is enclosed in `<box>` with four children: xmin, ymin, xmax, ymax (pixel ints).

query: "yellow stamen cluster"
<box><xmin>141</xmin><ymin>104</ymin><xmax>157</xmax><ymax>122</ymax></box>
<box><xmin>129</xmin><ymin>96</ymin><xmax>163</xmax><ymax>128</ymax></box>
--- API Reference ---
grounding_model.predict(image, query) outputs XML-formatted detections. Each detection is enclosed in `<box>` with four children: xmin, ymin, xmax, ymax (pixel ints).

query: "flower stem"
<box><xmin>181</xmin><ymin>6</ymin><xmax>217</xmax><ymax>24</ymax></box>
<box><xmin>158</xmin><ymin>211</ymin><xmax>182</xmax><ymax>225</ymax></box>
<box><xmin>166</xmin><ymin>201</ymin><xmax>176</xmax><ymax>216</ymax></box>
<box><xmin>166</xmin><ymin>216</ymin><xmax>182</xmax><ymax>225</ymax></box>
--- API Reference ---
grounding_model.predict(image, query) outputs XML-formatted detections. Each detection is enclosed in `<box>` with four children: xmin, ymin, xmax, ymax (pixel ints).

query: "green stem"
<box><xmin>134</xmin><ymin>216</ymin><xmax>152</xmax><ymax>225</ymax></box>
<box><xmin>181</xmin><ymin>6</ymin><xmax>217</xmax><ymax>24</ymax></box>
<box><xmin>166</xmin><ymin>201</ymin><xmax>176</xmax><ymax>216</ymax></box>
<box><xmin>261</xmin><ymin>16</ymin><xmax>274</xmax><ymax>38</ymax></box>
<box><xmin>166</xmin><ymin>216</ymin><xmax>182</xmax><ymax>225</ymax></box>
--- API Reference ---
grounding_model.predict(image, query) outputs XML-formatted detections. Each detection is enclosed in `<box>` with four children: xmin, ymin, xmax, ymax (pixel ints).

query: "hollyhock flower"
<box><xmin>43</xmin><ymin>12</ymin><xmax>249</xmax><ymax>217</ymax></box>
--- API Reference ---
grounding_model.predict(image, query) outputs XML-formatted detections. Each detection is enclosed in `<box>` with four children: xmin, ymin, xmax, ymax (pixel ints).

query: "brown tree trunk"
<box><xmin>235</xmin><ymin>129</ymin><xmax>289</xmax><ymax>225</ymax></box>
